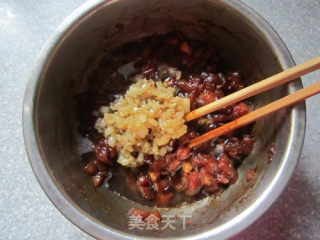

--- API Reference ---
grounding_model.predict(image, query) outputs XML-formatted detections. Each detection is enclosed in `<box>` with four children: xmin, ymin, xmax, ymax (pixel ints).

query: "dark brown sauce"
<box><xmin>76</xmin><ymin>32</ymin><xmax>255</xmax><ymax>207</ymax></box>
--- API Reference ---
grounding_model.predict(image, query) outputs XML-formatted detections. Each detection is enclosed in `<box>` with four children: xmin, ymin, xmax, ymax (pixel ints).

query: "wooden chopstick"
<box><xmin>185</xmin><ymin>56</ymin><xmax>320</xmax><ymax>122</ymax></box>
<box><xmin>188</xmin><ymin>81</ymin><xmax>320</xmax><ymax>148</ymax></box>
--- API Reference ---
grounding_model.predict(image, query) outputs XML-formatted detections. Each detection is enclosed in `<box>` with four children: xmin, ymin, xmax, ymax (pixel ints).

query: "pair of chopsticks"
<box><xmin>186</xmin><ymin>56</ymin><xmax>320</xmax><ymax>148</ymax></box>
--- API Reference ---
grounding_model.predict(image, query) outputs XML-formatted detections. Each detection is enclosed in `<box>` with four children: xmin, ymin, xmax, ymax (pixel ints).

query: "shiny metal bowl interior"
<box><xmin>23</xmin><ymin>0</ymin><xmax>305</xmax><ymax>239</ymax></box>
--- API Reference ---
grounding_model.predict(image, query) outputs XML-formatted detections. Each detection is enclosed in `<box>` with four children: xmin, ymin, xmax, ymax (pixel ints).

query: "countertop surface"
<box><xmin>0</xmin><ymin>0</ymin><xmax>319</xmax><ymax>239</ymax></box>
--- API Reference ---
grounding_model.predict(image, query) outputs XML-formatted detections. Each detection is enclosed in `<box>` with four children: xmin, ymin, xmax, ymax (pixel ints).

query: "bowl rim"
<box><xmin>23</xmin><ymin>0</ymin><xmax>306</xmax><ymax>239</ymax></box>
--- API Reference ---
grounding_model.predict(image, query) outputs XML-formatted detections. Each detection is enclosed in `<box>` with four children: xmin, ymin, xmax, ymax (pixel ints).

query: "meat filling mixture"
<box><xmin>76</xmin><ymin>32</ymin><xmax>255</xmax><ymax>207</ymax></box>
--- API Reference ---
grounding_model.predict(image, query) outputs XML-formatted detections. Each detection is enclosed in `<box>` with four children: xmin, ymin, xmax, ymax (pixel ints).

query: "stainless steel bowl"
<box><xmin>23</xmin><ymin>0</ymin><xmax>306</xmax><ymax>239</ymax></box>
